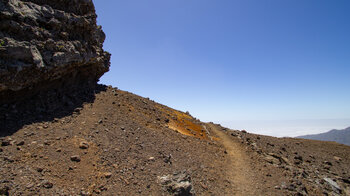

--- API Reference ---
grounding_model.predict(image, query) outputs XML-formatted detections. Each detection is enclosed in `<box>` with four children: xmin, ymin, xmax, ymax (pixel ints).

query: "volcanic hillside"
<box><xmin>0</xmin><ymin>85</ymin><xmax>350</xmax><ymax>195</ymax></box>
<box><xmin>1</xmin><ymin>0</ymin><xmax>350</xmax><ymax>195</ymax></box>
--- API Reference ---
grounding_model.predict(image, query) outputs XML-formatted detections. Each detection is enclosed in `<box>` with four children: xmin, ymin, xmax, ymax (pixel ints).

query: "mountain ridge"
<box><xmin>297</xmin><ymin>127</ymin><xmax>350</xmax><ymax>146</ymax></box>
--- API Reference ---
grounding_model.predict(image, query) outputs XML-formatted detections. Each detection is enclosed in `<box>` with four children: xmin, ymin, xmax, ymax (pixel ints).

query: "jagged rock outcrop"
<box><xmin>0</xmin><ymin>0</ymin><xmax>110</xmax><ymax>103</ymax></box>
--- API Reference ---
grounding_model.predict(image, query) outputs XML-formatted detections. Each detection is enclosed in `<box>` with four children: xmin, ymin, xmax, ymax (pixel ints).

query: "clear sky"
<box><xmin>93</xmin><ymin>0</ymin><xmax>350</xmax><ymax>137</ymax></box>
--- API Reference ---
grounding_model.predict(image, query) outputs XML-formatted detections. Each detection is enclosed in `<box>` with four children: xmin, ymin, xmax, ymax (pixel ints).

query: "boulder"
<box><xmin>0</xmin><ymin>0</ymin><xmax>110</xmax><ymax>103</ymax></box>
<box><xmin>158</xmin><ymin>171</ymin><xmax>195</xmax><ymax>196</ymax></box>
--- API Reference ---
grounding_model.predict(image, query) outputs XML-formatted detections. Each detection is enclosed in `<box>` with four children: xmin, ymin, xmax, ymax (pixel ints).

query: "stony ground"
<box><xmin>0</xmin><ymin>85</ymin><xmax>349</xmax><ymax>195</ymax></box>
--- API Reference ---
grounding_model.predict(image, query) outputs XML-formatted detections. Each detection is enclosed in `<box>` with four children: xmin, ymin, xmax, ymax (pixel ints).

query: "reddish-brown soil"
<box><xmin>0</xmin><ymin>85</ymin><xmax>349</xmax><ymax>195</ymax></box>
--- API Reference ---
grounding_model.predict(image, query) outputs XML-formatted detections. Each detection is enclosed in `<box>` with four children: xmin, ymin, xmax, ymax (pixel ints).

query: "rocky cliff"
<box><xmin>0</xmin><ymin>0</ymin><xmax>110</xmax><ymax>103</ymax></box>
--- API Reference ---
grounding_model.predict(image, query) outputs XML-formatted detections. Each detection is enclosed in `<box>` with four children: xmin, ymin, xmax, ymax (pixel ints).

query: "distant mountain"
<box><xmin>297</xmin><ymin>127</ymin><xmax>350</xmax><ymax>146</ymax></box>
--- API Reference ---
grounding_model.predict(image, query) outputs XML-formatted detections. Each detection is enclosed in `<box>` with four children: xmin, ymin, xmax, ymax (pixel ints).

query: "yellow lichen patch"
<box><xmin>156</xmin><ymin>105</ymin><xmax>209</xmax><ymax>140</ymax></box>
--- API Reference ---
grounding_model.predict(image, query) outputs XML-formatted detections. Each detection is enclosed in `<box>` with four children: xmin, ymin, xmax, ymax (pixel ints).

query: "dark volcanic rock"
<box><xmin>0</xmin><ymin>0</ymin><xmax>110</xmax><ymax>104</ymax></box>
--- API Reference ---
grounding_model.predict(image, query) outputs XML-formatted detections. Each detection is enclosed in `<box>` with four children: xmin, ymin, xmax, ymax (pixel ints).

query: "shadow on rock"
<box><xmin>0</xmin><ymin>84</ymin><xmax>107</xmax><ymax>137</ymax></box>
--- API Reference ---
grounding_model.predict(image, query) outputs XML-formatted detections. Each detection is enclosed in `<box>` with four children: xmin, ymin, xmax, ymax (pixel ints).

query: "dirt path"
<box><xmin>207</xmin><ymin>123</ymin><xmax>259</xmax><ymax>195</ymax></box>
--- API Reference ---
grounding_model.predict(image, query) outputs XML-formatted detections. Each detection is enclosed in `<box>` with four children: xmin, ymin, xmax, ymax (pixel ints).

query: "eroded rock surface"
<box><xmin>0</xmin><ymin>0</ymin><xmax>110</xmax><ymax>103</ymax></box>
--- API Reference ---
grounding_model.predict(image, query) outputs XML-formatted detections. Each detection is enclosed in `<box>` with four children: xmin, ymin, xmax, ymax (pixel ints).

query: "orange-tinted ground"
<box><xmin>156</xmin><ymin>106</ymin><xmax>208</xmax><ymax>139</ymax></box>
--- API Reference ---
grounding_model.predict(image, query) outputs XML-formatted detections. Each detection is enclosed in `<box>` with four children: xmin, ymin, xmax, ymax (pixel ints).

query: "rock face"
<box><xmin>0</xmin><ymin>0</ymin><xmax>110</xmax><ymax>103</ymax></box>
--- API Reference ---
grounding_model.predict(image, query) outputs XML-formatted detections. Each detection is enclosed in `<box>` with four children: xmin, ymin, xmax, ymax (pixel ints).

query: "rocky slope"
<box><xmin>0</xmin><ymin>85</ymin><xmax>349</xmax><ymax>195</ymax></box>
<box><xmin>0</xmin><ymin>0</ymin><xmax>110</xmax><ymax>104</ymax></box>
<box><xmin>297</xmin><ymin>127</ymin><xmax>350</xmax><ymax>146</ymax></box>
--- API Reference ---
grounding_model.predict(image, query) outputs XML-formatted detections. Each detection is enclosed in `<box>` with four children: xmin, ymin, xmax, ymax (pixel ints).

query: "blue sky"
<box><xmin>93</xmin><ymin>0</ymin><xmax>350</xmax><ymax>136</ymax></box>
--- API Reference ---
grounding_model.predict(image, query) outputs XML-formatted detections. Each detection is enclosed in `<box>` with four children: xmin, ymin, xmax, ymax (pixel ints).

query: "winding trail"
<box><xmin>207</xmin><ymin>123</ymin><xmax>259</xmax><ymax>195</ymax></box>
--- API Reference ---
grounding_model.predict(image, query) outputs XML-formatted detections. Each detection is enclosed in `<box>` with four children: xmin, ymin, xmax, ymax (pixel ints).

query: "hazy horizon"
<box><xmin>217</xmin><ymin>118</ymin><xmax>350</xmax><ymax>137</ymax></box>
